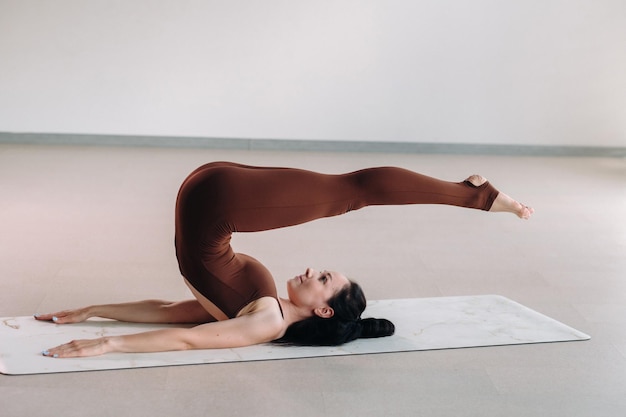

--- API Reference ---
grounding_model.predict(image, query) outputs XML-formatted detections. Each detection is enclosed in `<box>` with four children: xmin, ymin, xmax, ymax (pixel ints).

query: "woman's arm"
<box><xmin>35</xmin><ymin>299</ymin><xmax>215</xmax><ymax>324</ymax></box>
<box><xmin>42</xmin><ymin>299</ymin><xmax>285</xmax><ymax>358</ymax></box>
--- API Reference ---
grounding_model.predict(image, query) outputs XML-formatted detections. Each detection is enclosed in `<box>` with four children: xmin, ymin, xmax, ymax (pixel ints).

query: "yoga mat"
<box><xmin>0</xmin><ymin>295</ymin><xmax>590</xmax><ymax>375</ymax></box>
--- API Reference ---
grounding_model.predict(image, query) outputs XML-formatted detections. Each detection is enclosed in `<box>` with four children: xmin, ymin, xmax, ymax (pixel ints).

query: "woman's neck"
<box><xmin>278</xmin><ymin>297</ymin><xmax>313</xmax><ymax>326</ymax></box>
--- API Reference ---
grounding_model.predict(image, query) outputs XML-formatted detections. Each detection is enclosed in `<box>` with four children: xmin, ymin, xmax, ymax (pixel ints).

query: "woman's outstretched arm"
<box><xmin>41</xmin><ymin>299</ymin><xmax>284</xmax><ymax>358</ymax></box>
<box><xmin>34</xmin><ymin>299</ymin><xmax>215</xmax><ymax>324</ymax></box>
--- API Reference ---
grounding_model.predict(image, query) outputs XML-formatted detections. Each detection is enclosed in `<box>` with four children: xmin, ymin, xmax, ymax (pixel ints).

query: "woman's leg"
<box><xmin>344</xmin><ymin>167</ymin><xmax>500</xmax><ymax>211</ymax></box>
<box><xmin>211</xmin><ymin>165</ymin><xmax>530</xmax><ymax>234</ymax></box>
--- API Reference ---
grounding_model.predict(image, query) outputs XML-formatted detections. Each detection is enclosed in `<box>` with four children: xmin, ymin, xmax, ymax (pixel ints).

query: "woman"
<box><xmin>37</xmin><ymin>162</ymin><xmax>533</xmax><ymax>358</ymax></box>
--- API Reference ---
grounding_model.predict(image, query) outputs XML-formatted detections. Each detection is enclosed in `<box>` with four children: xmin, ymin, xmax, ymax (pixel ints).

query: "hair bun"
<box><xmin>358</xmin><ymin>317</ymin><xmax>395</xmax><ymax>339</ymax></box>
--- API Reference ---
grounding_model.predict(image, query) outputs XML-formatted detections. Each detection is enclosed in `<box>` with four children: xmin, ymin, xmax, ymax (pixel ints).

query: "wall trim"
<box><xmin>1</xmin><ymin>132</ymin><xmax>624</xmax><ymax>157</ymax></box>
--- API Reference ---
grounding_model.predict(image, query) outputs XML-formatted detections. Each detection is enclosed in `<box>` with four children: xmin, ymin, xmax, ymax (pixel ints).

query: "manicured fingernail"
<box><xmin>53</xmin><ymin>354</ymin><xmax>59</xmax><ymax>358</ymax></box>
<box><xmin>34</xmin><ymin>313</ymin><xmax>40</xmax><ymax>318</ymax></box>
<box><xmin>52</xmin><ymin>316</ymin><xmax>58</xmax><ymax>322</ymax></box>
<box><xmin>42</xmin><ymin>350</ymin><xmax>49</xmax><ymax>356</ymax></box>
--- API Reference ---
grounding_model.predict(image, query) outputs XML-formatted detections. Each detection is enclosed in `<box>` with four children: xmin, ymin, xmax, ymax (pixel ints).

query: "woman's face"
<box><xmin>287</xmin><ymin>267</ymin><xmax>350</xmax><ymax>311</ymax></box>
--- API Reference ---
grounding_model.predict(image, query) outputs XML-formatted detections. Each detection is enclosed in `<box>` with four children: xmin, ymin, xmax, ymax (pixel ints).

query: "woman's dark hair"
<box><xmin>275</xmin><ymin>281</ymin><xmax>395</xmax><ymax>346</ymax></box>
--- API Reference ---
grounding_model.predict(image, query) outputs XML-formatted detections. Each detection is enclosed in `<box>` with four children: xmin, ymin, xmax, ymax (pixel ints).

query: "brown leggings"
<box><xmin>175</xmin><ymin>162</ymin><xmax>499</xmax><ymax>318</ymax></box>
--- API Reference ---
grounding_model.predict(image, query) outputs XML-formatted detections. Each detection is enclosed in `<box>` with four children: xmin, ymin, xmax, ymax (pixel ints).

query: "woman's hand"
<box><xmin>34</xmin><ymin>307</ymin><xmax>91</xmax><ymax>324</ymax></box>
<box><xmin>42</xmin><ymin>337</ymin><xmax>111</xmax><ymax>358</ymax></box>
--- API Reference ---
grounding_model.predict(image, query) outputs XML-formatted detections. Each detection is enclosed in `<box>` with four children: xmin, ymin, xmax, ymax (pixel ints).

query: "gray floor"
<box><xmin>1</xmin><ymin>144</ymin><xmax>625</xmax><ymax>417</ymax></box>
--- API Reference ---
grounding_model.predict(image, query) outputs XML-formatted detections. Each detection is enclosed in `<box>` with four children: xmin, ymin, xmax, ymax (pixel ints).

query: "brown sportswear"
<box><xmin>174</xmin><ymin>162</ymin><xmax>499</xmax><ymax>318</ymax></box>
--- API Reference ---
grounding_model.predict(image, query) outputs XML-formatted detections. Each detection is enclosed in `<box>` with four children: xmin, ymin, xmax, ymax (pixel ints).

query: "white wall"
<box><xmin>1</xmin><ymin>0</ymin><xmax>624</xmax><ymax>147</ymax></box>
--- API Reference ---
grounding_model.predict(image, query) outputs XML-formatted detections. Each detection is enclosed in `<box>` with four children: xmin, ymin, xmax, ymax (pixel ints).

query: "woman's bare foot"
<box><xmin>465</xmin><ymin>175</ymin><xmax>534</xmax><ymax>220</ymax></box>
<box><xmin>491</xmin><ymin>192</ymin><xmax>534</xmax><ymax>219</ymax></box>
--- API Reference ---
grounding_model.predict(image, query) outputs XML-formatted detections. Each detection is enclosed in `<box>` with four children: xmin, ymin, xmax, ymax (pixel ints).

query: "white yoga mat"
<box><xmin>0</xmin><ymin>295</ymin><xmax>590</xmax><ymax>375</ymax></box>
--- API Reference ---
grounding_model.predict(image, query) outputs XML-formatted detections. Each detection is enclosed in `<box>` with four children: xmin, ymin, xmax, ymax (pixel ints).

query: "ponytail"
<box><xmin>275</xmin><ymin>281</ymin><xmax>395</xmax><ymax>346</ymax></box>
<box><xmin>358</xmin><ymin>317</ymin><xmax>395</xmax><ymax>339</ymax></box>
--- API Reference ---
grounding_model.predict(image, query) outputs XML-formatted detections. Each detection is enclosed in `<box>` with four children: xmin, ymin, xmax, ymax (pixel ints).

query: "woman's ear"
<box><xmin>314</xmin><ymin>306</ymin><xmax>335</xmax><ymax>319</ymax></box>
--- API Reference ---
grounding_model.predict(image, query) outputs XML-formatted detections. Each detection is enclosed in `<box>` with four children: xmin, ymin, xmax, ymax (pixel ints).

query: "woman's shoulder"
<box><xmin>235</xmin><ymin>297</ymin><xmax>286</xmax><ymax>340</ymax></box>
<box><xmin>237</xmin><ymin>296</ymin><xmax>281</xmax><ymax>316</ymax></box>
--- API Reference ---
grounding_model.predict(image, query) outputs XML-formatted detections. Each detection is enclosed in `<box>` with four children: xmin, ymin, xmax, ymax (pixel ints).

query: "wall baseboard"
<box><xmin>1</xmin><ymin>132</ymin><xmax>624</xmax><ymax>157</ymax></box>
